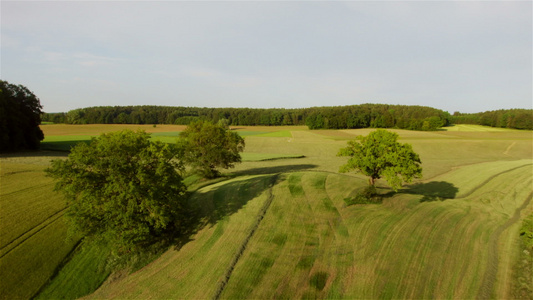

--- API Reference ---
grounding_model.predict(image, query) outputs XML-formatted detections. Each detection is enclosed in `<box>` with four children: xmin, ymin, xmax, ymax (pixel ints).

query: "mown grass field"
<box><xmin>0</xmin><ymin>155</ymin><xmax>79</xmax><ymax>300</ymax></box>
<box><xmin>1</xmin><ymin>124</ymin><xmax>532</xmax><ymax>299</ymax></box>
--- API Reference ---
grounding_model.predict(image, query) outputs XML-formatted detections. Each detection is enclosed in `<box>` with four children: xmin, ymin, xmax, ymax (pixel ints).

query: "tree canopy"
<box><xmin>0</xmin><ymin>80</ymin><xmax>44</xmax><ymax>152</ymax></box>
<box><xmin>42</xmin><ymin>103</ymin><xmax>452</xmax><ymax>131</ymax></box>
<box><xmin>451</xmin><ymin>109</ymin><xmax>533</xmax><ymax>130</ymax></box>
<box><xmin>177</xmin><ymin>120</ymin><xmax>245</xmax><ymax>178</ymax></box>
<box><xmin>338</xmin><ymin>130</ymin><xmax>422</xmax><ymax>191</ymax></box>
<box><xmin>46</xmin><ymin>130</ymin><xmax>187</xmax><ymax>253</ymax></box>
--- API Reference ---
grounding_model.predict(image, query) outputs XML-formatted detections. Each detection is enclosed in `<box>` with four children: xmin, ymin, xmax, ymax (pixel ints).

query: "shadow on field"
<box><xmin>231</xmin><ymin>164</ymin><xmax>318</xmax><ymax>176</ymax></box>
<box><xmin>404</xmin><ymin>181</ymin><xmax>459</xmax><ymax>202</ymax></box>
<box><xmin>40</xmin><ymin>140</ymin><xmax>91</xmax><ymax>152</ymax></box>
<box><xmin>173</xmin><ymin>175</ymin><xmax>276</xmax><ymax>250</ymax></box>
<box><xmin>0</xmin><ymin>150</ymin><xmax>68</xmax><ymax>158</ymax></box>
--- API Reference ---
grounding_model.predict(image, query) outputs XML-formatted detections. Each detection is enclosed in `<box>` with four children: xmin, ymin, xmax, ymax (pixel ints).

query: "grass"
<box><xmin>0</xmin><ymin>160</ymin><xmax>80</xmax><ymax>300</ymax></box>
<box><xmin>86</xmin><ymin>144</ymin><xmax>531</xmax><ymax>299</ymax></box>
<box><xmin>510</xmin><ymin>213</ymin><xmax>533</xmax><ymax>299</ymax></box>
<box><xmin>40</xmin><ymin>125</ymin><xmax>297</xmax><ymax>151</ymax></box>
<box><xmin>87</xmin><ymin>175</ymin><xmax>274</xmax><ymax>299</ymax></box>
<box><xmin>35</xmin><ymin>240</ymin><xmax>112</xmax><ymax>300</ymax></box>
<box><xmin>2</xmin><ymin>124</ymin><xmax>532</xmax><ymax>299</ymax></box>
<box><xmin>442</xmin><ymin>124</ymin><xmax>522</xmax><ymax>132</ymax></box>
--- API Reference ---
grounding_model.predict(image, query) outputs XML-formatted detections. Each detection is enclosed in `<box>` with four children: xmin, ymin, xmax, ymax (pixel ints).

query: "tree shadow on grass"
<box><xmin>402</xmin><ymin>181</ymin><xmax>459</xmax><ymax>202</ymax></box>
<box><xmin>173</xmin><ymin>174</ymin><xmax>278</xmax><ymax>250</ymax></box>
<box><xmin>40</xmin><ymin>140</ymin><xmax>91</xmax><ymax>152</ymax></box>
<box><xmin>230</xmin><ymin>164</ymin><xmax>318</xmax><ymax>176</ymax></box>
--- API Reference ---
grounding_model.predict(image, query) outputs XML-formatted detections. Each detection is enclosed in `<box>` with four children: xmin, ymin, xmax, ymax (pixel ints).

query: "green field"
<box><xmin>1</xmin><ymin>124</ymin><xmax>532</xmax><ymax>299</ymax></box>
<box><xmin>0</xmin><ymin>155</ymin><xmax>79</xmax><ymax>300</ymax></box>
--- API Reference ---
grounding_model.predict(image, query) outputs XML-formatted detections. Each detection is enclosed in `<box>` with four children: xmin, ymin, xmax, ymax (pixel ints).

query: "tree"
<box><xmin>0</xmin><ymin>80</ymin><xmax>44</xmax><ymax>152</ymax></box>
<box><xmin>338</xmin><ymin>129</ymin><xmax>422</xmax><ymax>191</ymax></box>
<box><xmin>46</xmin><ymin>130</ymin><xmax>187</xmax><ymax>253</ymax></box>
<box><xmin>178</xmin><ymin>120</ymin><xmax>245</xmax><ymax>179</ymax></box>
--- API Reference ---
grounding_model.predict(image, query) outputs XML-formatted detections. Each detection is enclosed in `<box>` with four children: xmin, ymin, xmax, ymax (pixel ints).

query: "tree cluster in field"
<box><xmin>0</xmin><ymin>80</ymin><xmax>44</xmax><ymax>152</ymax></box>
<box><xmin>450</xmin><ymin>109</ymin><xmax>533</xmax><ymax>130</ymax></box>
<box><xmin>46</xmin><ymin>121</ymin><xmax>245</xmax><ymax>255</ymax></box>
<box><xmin>42</xmin><ymin>104</ymin><xmax>451</xmax><ymax>131</ymax></box>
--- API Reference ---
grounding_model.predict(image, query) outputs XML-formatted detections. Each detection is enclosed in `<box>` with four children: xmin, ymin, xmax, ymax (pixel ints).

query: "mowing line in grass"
<box><xmin>457</xmin><ymin>163</ymin><xmax>532</xmax><ymax>199</ymax></box>
<box><xmin>478</xmin><ymin>191</ymin><xmax>533</xmax><ymax>299</ymax></box>
<box><xmin>212</xmin><ymin>174</ymin><xmax>278</xmax><ymax>300</ymax></box>
<box><xmin>0</xmin><ymin>208</ymin><xmax>66</xmax><ymax>258</ymax></box>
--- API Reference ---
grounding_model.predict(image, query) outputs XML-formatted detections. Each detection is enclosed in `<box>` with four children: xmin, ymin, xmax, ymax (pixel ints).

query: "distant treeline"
<box><xmin>42</xmin><ymin>104</ymin><xmax>451</xmax><ymax>131</ymax></box>
<box><xmin>42</xmin><ymin>104</ymin><xmax>532</xmax><ymax>130</ymax></box>
<box><xmin>450</xmin><ymin>109</ymin><xmax>532</xmax><ymax>130</ymax></box>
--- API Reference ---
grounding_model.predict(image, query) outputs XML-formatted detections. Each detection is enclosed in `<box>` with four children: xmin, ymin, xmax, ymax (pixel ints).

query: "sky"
<box><xmin>1</xmin><ymin>1</ymin><xmax>531</xmax><ymax>113</ymax></box>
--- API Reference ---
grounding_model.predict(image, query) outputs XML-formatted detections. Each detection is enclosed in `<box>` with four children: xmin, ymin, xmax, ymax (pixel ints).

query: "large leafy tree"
<box><xmin>338</xmin><ymin>129</ymin><xmax>422</xmax><ymax>191</ymax></box>
<box><xmin>0</xmin><ymin>80</ymin><xmax>44</xmax><ymax>152</ymax></box>
<box><xmin>178</xmin><ymin>120</ymin><xmax>245</xmax><ymax>178</ymax></box>
<box><xmin>46</xmin><ymin>130</ymin><xmax>187</xmax><ymax>253</ymax></box>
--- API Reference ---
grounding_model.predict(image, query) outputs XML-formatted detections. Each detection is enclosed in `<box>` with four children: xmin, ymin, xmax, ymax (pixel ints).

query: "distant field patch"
<box><xmin>235</xmin><ymin>131</ymin><xmax>269</xmax><ymax>137</ymax></box>
<box><xmin>150</xmin><ymin>131</ymin><xmax>182</xmax><ymax>137</ymax></box>
<box><xmin>443</xmin><ymin>124</ymin><xmax>521</xmax><ymax>132</ymax></box>
<box><xmin>237</xmin><ymin>131</ymin><xmax>292</xmax><ymax>138</ymax></box>
<box><xmin>42</xmin><ymin>131</ymin><xmax>184</xmax><ymax>151</ymax></box>
<box><xmin>40</xmin><ymin>124</ymin><xmax>187</xmax><ymax>136</ymax></box>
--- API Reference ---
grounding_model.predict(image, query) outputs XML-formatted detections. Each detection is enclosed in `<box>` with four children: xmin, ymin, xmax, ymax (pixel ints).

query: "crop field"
<box><xmin>2</xmin><ymin>124</ymin><xmax>532</xmax><ymax>299</ymax></box>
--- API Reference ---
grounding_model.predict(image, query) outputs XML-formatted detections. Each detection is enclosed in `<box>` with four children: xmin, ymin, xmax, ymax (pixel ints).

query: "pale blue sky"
<box><xmin>1</xmin><ymin>1</ymin><xmax>531</xmax><ymax>113</ymax></box>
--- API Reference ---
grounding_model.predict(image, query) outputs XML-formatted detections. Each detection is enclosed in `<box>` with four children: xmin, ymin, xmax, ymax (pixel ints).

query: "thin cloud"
<box><xmin>1</xmin><ymin>1</ymin><xmax>530</xmax><ymax>113</ymax></box>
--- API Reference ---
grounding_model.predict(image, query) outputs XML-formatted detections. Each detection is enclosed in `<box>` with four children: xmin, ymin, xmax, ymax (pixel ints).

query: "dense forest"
<box><xmin>450</xmin><ymin>109</ymin><xmax>533</xmax><ymax>130</ymax></box>
<box><xmin>42</xmin><ymin>104</ymin><xmax>533</xmax><ymax>130</ymax></box>
<box><xmin>42</xmin><ymin>104</ymin><xmax>450</xmax><ymax>131</ymax></box>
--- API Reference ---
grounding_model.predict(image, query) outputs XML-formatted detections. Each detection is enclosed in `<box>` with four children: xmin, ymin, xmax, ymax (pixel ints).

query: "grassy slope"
<box><xmin>3</xmin><ymin>124</ymin><xmax>531</xmax><ymax>299</ymax></box>
<box><xmin>35</xmin><ymin>241</ymin><xmax>112</xmax><ymax>300</ymax></box>
<box><xmin>85</xmin><ymin>123</ymin><xmax>532</xmax><ymax>298</ymax></box>
<box><xmin>88</xmin><ymin>175</ymin><xmax>274</xmax><ymax>299</ymax></box>
<box><xmin>87</xmin><ymin>158</ymin><xmax>532</xmax><ymax>299</ymax></box>
<box><xmin>76</xmin><ymin>125</ymin><xmax>533</xmax><ymax>299</ymax></box>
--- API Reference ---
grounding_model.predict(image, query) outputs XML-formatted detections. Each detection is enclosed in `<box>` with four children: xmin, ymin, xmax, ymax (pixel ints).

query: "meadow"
<box><xmin>1</xmin><ymin>124</ymin><xmax>531</xmax><ymax>299</ymax></box>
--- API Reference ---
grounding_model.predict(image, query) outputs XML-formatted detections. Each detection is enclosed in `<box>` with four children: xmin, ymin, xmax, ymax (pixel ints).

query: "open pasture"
<box><xmin>87</xmin><ymin>159</ymin><xmax>532</xmax><ymax>299</ymax></box>
<box><xmin>2</xmin><ymin>124</ymin><xmax>531</xmax><ymax>299</ymax></box>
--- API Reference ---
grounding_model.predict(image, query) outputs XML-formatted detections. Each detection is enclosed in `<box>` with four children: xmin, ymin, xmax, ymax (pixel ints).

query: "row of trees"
<box><xmin>304</xmin><ymin>105</ymin><xmax>449</xmax><ymax>130</ymax></box>
<box><xmin>451</xmin><ymin>109</ymin><xmax>533</xmax><ymax>130</ymax></box>
<box><xmin>44</xmin><ymin>105</ymin><xmax>533</xmax><ymax>131</ymax></box>
<box><xmin>0</xmin><ymin>80</ymin><xmax>44</xmax><ymax>152</ymax></box>
<box><xmin>42</xmin><ymin>104</ymin><xmax>451</xmax><ymax>131</ymax></box>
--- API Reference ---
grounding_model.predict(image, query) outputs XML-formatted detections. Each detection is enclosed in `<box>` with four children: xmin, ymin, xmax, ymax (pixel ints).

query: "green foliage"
<box><xmin>519</xmin><ymin>214</ymin><xmax>533</xmax><ymax>249</ymax></box>
<box><xmin>511</xmin><ymin>214</ymin><xmax>533</xmax><ymax>299</ymax></box>
<box><xmin>178</xmin><ymin>120</ymin><xmax>245</xmax><ymax>179</ymax></box>
<box><xmin>451</xmin><ymin>109</ymin><xmax>533</xmax><ymax>130</ymax></box>
<box><xmin>54</xmin><ymin>104</ymin><xmax>451</xmax><ymax>130</ymax></box>
<box><xmin>338</xmin><ymin>130</ymin><xmax>422</xmax><ymax>191</ymax></box>
<box><xmin>41</xmin><ymin>112</ymin><xmax>67</xmax><ymax>124</ymax></box>
<box><xmin>45</xmin><ymin>130</ymin><xmax>187</xmax><ymax>254</ymax></box>
<box><xmin>0</xmin><ymin>80</ymin><xmax>44</xmax><ymax>152</ymax></box>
